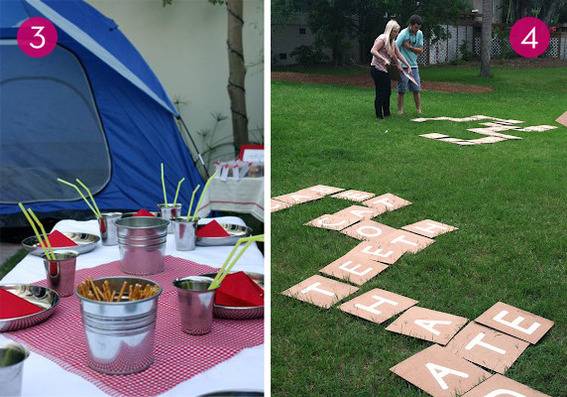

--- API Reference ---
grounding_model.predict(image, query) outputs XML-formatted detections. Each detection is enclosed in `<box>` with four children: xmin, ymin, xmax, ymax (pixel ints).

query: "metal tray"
<box><xmin>196</xmin><ymin>223</ymin><xmax>252</xmax><ymax>247</ymax></box>
<box><xmin>0</xmin><ymin>284</ymin><xmax>60</xmax><ymax>332</ymax></box>
<box><xmin>201</xmin><ymin>272</ymin><xmax>264</xmax><ymax>320</ymax></box>
<box><xmin>22</xmin><ymin>232</ymin><xmax>100</xmax><ymax>256</ymax></box>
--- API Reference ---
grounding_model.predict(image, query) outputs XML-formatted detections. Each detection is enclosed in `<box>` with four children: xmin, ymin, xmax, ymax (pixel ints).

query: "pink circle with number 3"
<box><xmin>509</xmin><ymin>17</ymin><xmax>550</xmax><ymax>58</ymax></box>
<box><xmin>17</xmin><ymin>17</ymin><xmax>58</xmax><ymax>58</ymax></box>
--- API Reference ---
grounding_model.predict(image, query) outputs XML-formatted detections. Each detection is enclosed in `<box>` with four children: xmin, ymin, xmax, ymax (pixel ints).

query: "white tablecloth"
<box><xmin>0</xmin><ymin>217</ymin><xmax>264</xmax><ymax>397</ymax></box>
<box><xmin>199</xmin><ymin>178</ymin><xmax>264</xmax><ymax>222</ymax></box>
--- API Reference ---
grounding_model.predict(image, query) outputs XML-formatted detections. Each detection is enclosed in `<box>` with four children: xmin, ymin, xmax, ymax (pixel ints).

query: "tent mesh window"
<box><xmin>0</xmin><ymin>42</ymin><xmax>111</xmax><ymax>203</ymax></box>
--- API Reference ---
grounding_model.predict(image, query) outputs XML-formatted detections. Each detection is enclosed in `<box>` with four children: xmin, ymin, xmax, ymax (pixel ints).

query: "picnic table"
<box><xmin>0</xmin><ymin>216</ymin><xmax>264</xmax><ymax>397</ymax></box>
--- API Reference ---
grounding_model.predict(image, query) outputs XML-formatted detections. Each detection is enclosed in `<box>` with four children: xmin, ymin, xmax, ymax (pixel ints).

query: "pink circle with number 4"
<box><xmin>17</xmin><ymin>17</ymin><xmax>58</xmax><ymax>58</ymax></box>
<box><xmin>509</xmin><ymin>17</ymin><xmax>550</xmax><ymax>58</ymax></box>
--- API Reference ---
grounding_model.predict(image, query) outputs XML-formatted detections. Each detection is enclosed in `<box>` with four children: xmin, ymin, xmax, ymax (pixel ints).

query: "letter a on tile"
<box><xmin>425</xmin><ymin>362</ymin><xmax>470</xmax><ymax>390</ymax></box>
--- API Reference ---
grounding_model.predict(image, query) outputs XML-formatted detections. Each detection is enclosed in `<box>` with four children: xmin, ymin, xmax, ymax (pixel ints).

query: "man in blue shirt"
<box><xmin>396</xmin><ymin>15</ymin><xmax>424</xmax><ymax>114</ymax></box>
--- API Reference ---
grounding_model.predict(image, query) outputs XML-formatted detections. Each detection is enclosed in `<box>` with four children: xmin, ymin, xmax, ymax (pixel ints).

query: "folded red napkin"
<box><xmin>40</xmin><ymin>230</ymin><xmax>77</xmax><ymax>247</ymax></box>
<box><xmin>196</xmin><ymin>220</ymin><xmax>230</xmax><ymax>238</ymax></box>
<box><xmin>214</xmin><ymin>272</ymin><xmax>264</xmax><ymax>307</ymax></box>
<box><xmin>0</xmin><ymin>289</ymin><xmax>44</xmax><ymax>319</ymax></box>
<box><xmin>134</xmin><ymin>209</ymin><xmax>155</xmax><ymax>217</ymax></box>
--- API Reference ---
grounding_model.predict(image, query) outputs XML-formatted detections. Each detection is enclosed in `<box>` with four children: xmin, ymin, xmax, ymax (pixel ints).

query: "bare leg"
<box><xmin>397</xmin><ymin>93</ymin><xmax>404</xmax><ymax>114</ymax></box>
<box><xmin>413</xmin><ymin>92</ymin><xmax>422</xmax><ymax>113</ymax></box>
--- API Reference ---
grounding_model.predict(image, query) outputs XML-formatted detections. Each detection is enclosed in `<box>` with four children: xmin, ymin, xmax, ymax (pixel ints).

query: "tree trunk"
<box><xmin>542</xmin><ymin>0</ymin><xmax>563</xmax><ymax>25</ymax></box>
<box><xmin>226</xmin><ymin>0</ymin><xmax>248</xmax><ymax>152</ymax></box>
<box><xmin>480</xmin><ymin>0</ymin><xmax>493</xmax><ymax>77</ymax></box>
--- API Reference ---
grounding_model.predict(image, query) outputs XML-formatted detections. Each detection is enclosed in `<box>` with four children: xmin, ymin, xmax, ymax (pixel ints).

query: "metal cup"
<box><xmin>0</xmin><ymin>343</ymin><xmax>29</xmax><ymax>397</ymax></box>
<box><xmin>42</xmin><ymin>251</ymin><xmax>78</xmax><ymax>297</ymax></box>
<box><xmin>173</xmin><ymin>218</ymin><xmax>197</xmax><ymax>251</ymax></box>
<box><xmin>76</xmin><ymin>277</ymin><xmax>162</xmax><ymax>375</ymax></box>
<box><xmin>98</xmin><ymin>212</ymin><xmax>122</xmax><ymax>246</ymax></box>
<box><xmin>158</xmin><ymin>203</ymin><xmax>182</xmax><ymax>234</ymax></box>
<box><xmin>173</xmin><ymin>276</ymin><xmax>218</xmax><ymax>335</ymax></box>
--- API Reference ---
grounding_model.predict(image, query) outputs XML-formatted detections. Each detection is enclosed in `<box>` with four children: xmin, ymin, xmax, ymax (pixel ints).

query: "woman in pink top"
<box><xmin>370</xmin><ymin>20</ymin><xmax>411</xmax><ymax>119</ymax></box>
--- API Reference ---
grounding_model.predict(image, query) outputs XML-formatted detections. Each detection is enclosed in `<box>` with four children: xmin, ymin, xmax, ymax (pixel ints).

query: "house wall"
<box><xmin>87</xmin><ymin>0</ymin><xmax>264</xmax><ymax>168</ymax></box>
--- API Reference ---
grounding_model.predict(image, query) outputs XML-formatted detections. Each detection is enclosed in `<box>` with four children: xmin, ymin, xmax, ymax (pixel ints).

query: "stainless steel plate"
<box><xmin>201</xmin><ymin>272</ymin><xmax>264</xmax><ymax>320</ymax></box>
<box><xmin>22</xmin><ymin>232</ymin><xmax>100</xmax><ymax>256</ymax></box>
<box><xmin>0</xmin><ymin>284</ymin><xmax>60</xmax><ymax>332</ymax></box>
<box><xmin>196</xmin><ymin>223</ymin><xmax>252</xmax><ymax>247</ymax></box>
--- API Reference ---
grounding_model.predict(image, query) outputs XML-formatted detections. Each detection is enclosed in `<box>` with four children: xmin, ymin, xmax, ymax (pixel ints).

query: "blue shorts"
<box><xmin>398</xmin><ymin>67</ymin><xmax>421</xmax><ymax>93</ymax></box>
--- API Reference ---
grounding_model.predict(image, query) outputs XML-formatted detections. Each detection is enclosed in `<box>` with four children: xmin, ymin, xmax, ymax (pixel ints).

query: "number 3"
<box><xmin>521</xmin><ymin>26</ymin><xmax>538</xmax><ymax>49</ymax></box>
<box><xmin>30</xmin><ymin>26</ymin><xmax>46</xmax><ymax>49</ymax></box>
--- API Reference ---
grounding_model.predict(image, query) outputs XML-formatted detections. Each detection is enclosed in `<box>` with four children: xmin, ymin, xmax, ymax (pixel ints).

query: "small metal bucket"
<box><xmin>98</xmin><ymin>212</ymin><xmax>122</xmax><ymax>246</ymax></box>
<box><xmin>76</xmin><ymin>277</ymin><xmax>162</xmax><ymax>375</ymax></box>
<box><xmin>173</xmin><ymin>218</ymin><xmax>197</xmax><ymax>251</ymax></box>
<box><xmin>115</xmin><ymin>217</ymin><xmax>169</xmax><ymax>275</ymax></box>
<box><xmin>0</xmin><ymin>344</ymin><xmax>29</xmax><ymax>397</ymax></box>
<box><xmin>158</xmin><ymin>203</ymin><xmax>182</xmax><ymax>234</ymax></box>
<box><xmin>41</xmin><ymin>251</ymin><xmax>78</xmax><ymax>297</ymax></box>
<box><xmin>173</xmin><ymin>276</ymin><xmax>217</xmax><ymax>335</ymax></box>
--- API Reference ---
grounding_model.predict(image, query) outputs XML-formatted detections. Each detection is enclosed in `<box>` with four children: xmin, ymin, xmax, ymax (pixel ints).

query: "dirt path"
<box><xmin>272</xmin><ymin>71</ymin><xmax>493</xmax><ymax>93</ymax></box>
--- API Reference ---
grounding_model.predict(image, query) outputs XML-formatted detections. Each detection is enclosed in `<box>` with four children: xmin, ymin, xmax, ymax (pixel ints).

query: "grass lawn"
<box><xmin>271</xmin><ymin>64</ymin><xmax>567</xmax><ymax>396</ymax></box>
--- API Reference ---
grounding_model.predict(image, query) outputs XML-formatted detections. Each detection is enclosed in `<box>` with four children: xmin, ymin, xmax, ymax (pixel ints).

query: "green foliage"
<box><xmin>289</xmin><ymin>45</ymin><xmax>329</xmax><ymax>65</ymax></box>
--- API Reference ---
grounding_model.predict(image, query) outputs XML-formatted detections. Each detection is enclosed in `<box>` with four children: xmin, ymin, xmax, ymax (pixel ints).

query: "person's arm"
<box><xmin>395</xmin><ymin>44</ymin><xmax>411</xmax><ymax>69</ymax></box>
<box><xmin>370</xmin><ymin>37</ymin><xmax>390</xmax><ymax>65</ymax></box>
<box><xmin>403</xmin><ymin>40</ymin><xmax>424</xmax><ymax>54</ymax></box>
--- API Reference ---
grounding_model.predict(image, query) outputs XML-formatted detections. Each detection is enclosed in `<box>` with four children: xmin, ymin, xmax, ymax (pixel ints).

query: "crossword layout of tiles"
<box><xmin>414</xmin><ymin>115</ymin><xmax>558</xmax><ymax>146</ymax></box>
<box><xmin>272</xmin><ymin>185</ymin><xmax>555</xmax><ymax>397</ymax></box>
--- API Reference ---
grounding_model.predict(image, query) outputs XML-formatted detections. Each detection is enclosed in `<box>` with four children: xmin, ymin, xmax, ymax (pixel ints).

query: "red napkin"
<box><xmin>214</xmin><ymin>272</ymin><xmax>264</xmax><ymax>307</ymax></box>
<box><xmin>196</xmin><ymin>220</ymin><xmax>230</xmax><ymax>238</ymax></box>
<box><xmin>133</xmin><ymin>209</ymin><xmax>155</xmax><ymax>217</ymax></box>
<box><xmin>40</xmin><ymin>230</ymin><xmax>77</xmax><ymax>247</ymax></box>
<box><xmin>0</xmin><ymin>289</ymin><xmax>44</xmax><ymax>319</ymax></box>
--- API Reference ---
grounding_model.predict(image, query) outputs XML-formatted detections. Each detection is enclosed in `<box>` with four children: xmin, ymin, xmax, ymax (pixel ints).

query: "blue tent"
<box><xmin>0</xmin><ymin>0</ymin><xmax>205</xmax><ymax>224</ymax></box>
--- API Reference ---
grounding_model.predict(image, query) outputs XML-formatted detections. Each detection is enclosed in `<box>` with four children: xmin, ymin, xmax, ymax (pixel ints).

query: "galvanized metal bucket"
<box><xmin>98</xmin><ymin>212</ymin><xmax>122</xmax><ymax>246</ymax></box>
<box><xmin>0</xmin><ymin>343</ymin><xmax>29</xmax><ymax>397</ymax></box>
<box><xmin>173</xmin><ymin>276</ymin><xmax>217</xmax><ymax>335</ymax></box>
<box><xmin>158</xmin><ymin>203</ymin><xmax>182</xmax><ymax>234</ymax></box>
<box><xmin>173</xmin><ymin>218</ymin><xmax>197</xmax><ymax>251</ymax></box>
<box><xmin>76</xmin><ymin>277</ymin><xmax>162</xmax><ymax>375</ymax></box>
<box><xmin>115</xmin><ymin>217</ymin><xmax>169</xmax><ymax>275</ymax></box>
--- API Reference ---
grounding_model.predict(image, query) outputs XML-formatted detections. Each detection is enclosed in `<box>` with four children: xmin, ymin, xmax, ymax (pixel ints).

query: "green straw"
<box><xmin>191</xmin><ymin>171</ymin><xmax>217</xmax><ymax>221</ymax></box>
<box><xmin>18</xmin><ymin>203</ymin><xmax>54</xmax><ymax>260</ymax></box>
<box><xmin>186</xmin><ymin>184</ymin><xmax>200</xmax><ymax>221</ymax></box>
<box><xmin>75</xmin><ymin>178</ymin><xmax>101</xmax><ymax>218</ymax></box>
<box><xmin>172</xmin><ymin>177</ymin><xmax>185</xmax><ymax>206</ymax></box>
<box><xmin>209</xmin><ymin>234</ymin><xmax>264</xmax><ymax>289</ymax></box>
<box><xmin>28</xmin><ymin>208</ymin><xmax>55</xmax><ymax>259</ymax></box>
<box><xmin>57</xmin><ymin>178</ymin><xmax>100</xmax><ymax>219</ymax></box>
<box><xmin>160</xmin><ymin>163</ymin><xmax>168</xmax><ymax>205</ymax></box>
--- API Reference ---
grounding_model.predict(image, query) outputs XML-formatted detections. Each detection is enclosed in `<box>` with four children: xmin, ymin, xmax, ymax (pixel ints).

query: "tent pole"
<box><xmin>176</xmin><ymin>115</ymin><xmax>210</xmax><ymax>178</ymax></box>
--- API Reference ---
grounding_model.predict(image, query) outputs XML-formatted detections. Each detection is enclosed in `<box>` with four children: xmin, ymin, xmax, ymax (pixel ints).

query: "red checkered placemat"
<box><xmin>5</xmin><ymin>256</ymin><xmax>263</xmax><ymax>397</ymax></box>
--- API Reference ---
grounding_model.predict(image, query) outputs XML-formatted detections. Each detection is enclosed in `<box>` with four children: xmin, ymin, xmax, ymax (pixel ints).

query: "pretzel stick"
<box><xmin>117</xmin><ymin>281</ymin><xmax>128</xmax><ymax>302</ymax></box>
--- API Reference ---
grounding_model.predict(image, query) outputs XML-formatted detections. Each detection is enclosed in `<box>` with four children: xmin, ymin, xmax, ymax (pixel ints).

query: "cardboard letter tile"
<box><xmin>402</xmin><ymin>219</ymin><xmax>458</xmax><ymax>238</ymax></box>
<box><xmin>320</xmin><ymin>254</ymin><xmax>388</xmax><ymax>285</ymax></box>
<box><xmin>446</xmin><ymin>322</ymin><xmax>529</xmax><ymax>373</ymax></box>
<box><xmin>334</xmin><ymin>204</ymin><xmax>387</xmax><ymax>220</ymax></box>
<box><xmin>556</xmin><ymin>111</ymin><xmax>567</xmax><ymax>128</ymax></box>
<box><xmin>386</xmin><ymin>306</ymin><xmax>469</xmax><ymax>345</ymax></box>
<box><xmin>340</xmin><ymin>288</ymin><xmax>418</xmax><ymax>324</ymax></box>
<box><xmin>271</xmin><ymin>199</ymin><xmax>291</xmax><ymax>213</ymax></box>
<box><xmin>420</xmin><ymin>133</ymin><xmax>449</xmax><ymax>139</ymax></box>
<box><xmin>378</xmin><ymin>229</ymin><xmax>435</xmax><ymax>254</ymax></box>
<box><xmin>516</xmin><ymin>125</ymin><xmax>557</xmax><ymax>132</ymax></box>
<box><xmin>331</xmin><ymin>189</ymin><xmax>376</xmax><ymax>202</ymax></box>
<box><xmin>390</xmin><ymin>344</ymin><xmax>490</xmax><ymax>397</ymax></box>
<box><xmin>468</xmin><ymin>136</ymin><xmax>509</xmax><ymax>144</ymax></box>
<box><xmin>479</xmin><ymin>122</ymin><xmax>521</xmax><ymax>130</ymax></box>
<box><xmin>305</xmin><ymin>184</ymin><xmax>345</xmax><ymax>196</ymax></box>
<box><xmin>363</xmin><ymin>193</ymin><xmax>412</xmax><ymax>212</ymax></box>
<box><xmin>273</xmin><ymin>189</ymin><xmax>323</xmax><ymax>206</ymax></box>
<box><xmin>347</xmin><ymin>240</ymin><xmax>405</xmax><ymax>265</ymax></box>
<box><xmin>462</xmin><ymin>374</ymin><xmax>551</xmax><ymax>397</ymax></box>
<box><xmin>340</xmin><ymin>220</ymin><xmax>397</xmax><ymax>241</ymax></box>
<box><xmin>438</xmin><ymin>137</ymin><xmax>466</xmax><ymax>143</ymax></box>
<box><xmin>281</xmin><ymin>275</ymin><xmax>359</xmax><ymax>309</ymax></box>
<box><xmin>475</xmin><ymin>302</ymin><xmax>554</xmax><ymax>344</ymax></box>
<box><xmin>305</xmin><ymin>214</ymin><xmax>359</xmax><ymax>231</ymax></box>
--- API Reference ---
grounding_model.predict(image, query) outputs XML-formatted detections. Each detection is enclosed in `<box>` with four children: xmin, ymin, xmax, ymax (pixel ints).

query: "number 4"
<box><xmin>521</xmin><ymin>26</ymin><xmax>538</xmax><ymax>49</ymax></box>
